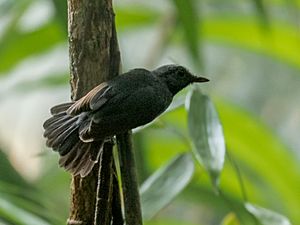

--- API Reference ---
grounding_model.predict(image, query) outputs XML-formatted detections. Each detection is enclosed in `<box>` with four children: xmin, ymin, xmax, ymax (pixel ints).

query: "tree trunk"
<box><xmin>66</xmin><ymin>1</ymin><xmax>143</xmax><ymax>224</ymax></box>
<box><xmin>66</xmin><ymin>0</ymin><xmax>120</xmax><ymax>224</ymax></box>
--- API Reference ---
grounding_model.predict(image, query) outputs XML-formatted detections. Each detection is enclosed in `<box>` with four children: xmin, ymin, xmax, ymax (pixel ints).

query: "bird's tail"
<box><xmin>43</xmin><ymin>102</ymin><xmax>103</xmax><ymax>177</ymax></box>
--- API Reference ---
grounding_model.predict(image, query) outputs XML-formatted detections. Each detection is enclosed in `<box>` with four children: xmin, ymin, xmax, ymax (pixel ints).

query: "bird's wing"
<box><xmin>67</xmin><ymin>82</ymin><xmax>113</xmax><ymax>115</ymax></box>
<box><xmin>67</xmin><ymin>70</ymin><xmax>152</xmax><ymax>116</ymax></box>
<box><xmin>78</xmin><ymin>83</ymin><xmax>172</xmax><ymax>142</ymax></box>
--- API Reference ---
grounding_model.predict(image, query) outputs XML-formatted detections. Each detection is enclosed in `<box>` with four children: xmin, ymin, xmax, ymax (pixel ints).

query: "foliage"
<box><xmin>0</xmin><ymin>0</ymin><xmax>299</xmax><ymax>224</ymax></box>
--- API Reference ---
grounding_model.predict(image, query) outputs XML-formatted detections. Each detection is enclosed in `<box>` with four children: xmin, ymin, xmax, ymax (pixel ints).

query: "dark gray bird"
<box><xmin>43</xmin><ymin>65</ymin><xmax>209</xmax><ymax>177</ymax></box>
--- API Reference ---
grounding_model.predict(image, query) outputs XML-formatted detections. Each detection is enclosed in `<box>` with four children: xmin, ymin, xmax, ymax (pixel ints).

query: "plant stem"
<box><xmin>94</xmin><ymin>143</ymin><xmax>114</xmax><ymax>225</ymax></box>
<box><xmin>117</xmin><ymin>131</ymin><xmax>143</xmax><ymax>225</ymax></box>
<box><xmin>111</xmin><ymin>162</ymin><xmax>124</xmax><ymax>225</ymax></box>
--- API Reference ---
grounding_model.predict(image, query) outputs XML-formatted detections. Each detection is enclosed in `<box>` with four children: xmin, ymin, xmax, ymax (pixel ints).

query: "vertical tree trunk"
<box><xmin>66</xmin><ymin>1</ymin><xmax>143</xmax><ymax>224</ymax></box>
<box><xmin>66</xmin><ymin>0</ymin><xmax>120</xmax><ymax>224</ymax></box>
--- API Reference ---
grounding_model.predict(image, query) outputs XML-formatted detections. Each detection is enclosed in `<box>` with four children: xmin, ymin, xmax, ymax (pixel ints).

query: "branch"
<box><xmin>117</xmin><ymin>131</ymin><xmax>143</xmax><ymax>225</ymax></box>
<box><xmin>111</xmin><ymin>161</ymin><xmax>124</xmax><ymax>225</ymax></box>
<box><xmin>94</xmin><ymin>143</ymin><xmax>114</xmax><ymax>225</ymax></box>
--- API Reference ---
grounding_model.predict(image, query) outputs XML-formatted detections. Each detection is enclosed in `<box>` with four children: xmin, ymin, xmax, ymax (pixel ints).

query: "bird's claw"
<box><xmin>104</xmin><ymin>136</ymin><xmax>116</xmax><ymax>146</ymax></box>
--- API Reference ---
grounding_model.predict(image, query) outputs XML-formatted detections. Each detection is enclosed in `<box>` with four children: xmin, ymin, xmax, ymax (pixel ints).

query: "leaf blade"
<box><xmin>187</xmin><ymin>88</ymin><xmax>225</xmax><ymax>188</ymax></box>
<box><xmin>140</xmin><ymin>153</ymin><xmax>194</xmax><ymax>220</ymax></box>
<box><xmin>221</xmin><ymin>212</ymin><xmax>241</xmax><ymax>225</ymax></box>
<box><xmin>172</xmin><ymin>0</ymin><xmax>203</xmax><ymax>69</ymax></box>
<box><xmin>0</xmin><ymin>198</ymin><xmax>51</xmax><ymax>225</ymax></box>
<box><xmin>245</xmin><ymin>203</ymin><xmax>291</xmax><ymax>225</ymax></box>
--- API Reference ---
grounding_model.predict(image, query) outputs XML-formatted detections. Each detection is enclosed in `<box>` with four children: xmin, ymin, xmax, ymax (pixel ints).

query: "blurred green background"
<box><xmin>0</xmin><ymin>0</ymin><xmax>299</xmax><ymax>224</ymax></box>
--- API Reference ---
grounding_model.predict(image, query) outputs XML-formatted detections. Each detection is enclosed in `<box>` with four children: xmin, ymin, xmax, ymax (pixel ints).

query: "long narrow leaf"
<box><xmin>115</xmin><ymin>7</ymin><xmax>159</xmax><ymax>29</ymax></box>
<box><xmin>202</xmin><ymin>18</ymin><xmax>300</xmax><ymax>69</ymax></box>
<box><xmin>0</xmin><ymin>22</ymin><xmax>65</xmax><ymax>73</ymax></box>
<box><xmin>140</xmin><ymin>153</ymin><xmax>194</xmax><ymax>220</ymax></box>
<box><xmin>51</xmin><ymin>0</ymin><xmax>67</xmax><ymax>33</ymax></box>
<box><xmin>172</xmin><ymin>0</ymin><xmax>202</xmax><ymax>69</ymax></box>
<box><xmin>0</xmin><ymin>198</ymin><xmax>50</xmax><ymax>225</ymax></box>
<box><xmin>221</xmin><ymin>213</ymin><xmax>241</xmax><ymax>225</ymax></box>
<box><xmin>245</xmin><ymin>203</ymin><xmax>291</xmax><ymax>225</ymax></box>
<box><xmin>251</xmin><ymin>0</ymin><xmax>269</xmax><ymax>28</ymax></box>
<box><xmin>217</xmin><ymin>100</ymin><xmax>300</xmax><ymax>224</ymax></box>
<box><xmin>186</xmin><ymin>87</ymin><xmax>225</xmax><ymax>189</ymax></box>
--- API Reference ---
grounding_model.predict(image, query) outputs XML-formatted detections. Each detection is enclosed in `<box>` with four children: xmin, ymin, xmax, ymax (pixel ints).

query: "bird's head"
<box><xmin>153</xmin><ymin>64</ymin><xmax>209</xmax><ymax>95</ymax></box>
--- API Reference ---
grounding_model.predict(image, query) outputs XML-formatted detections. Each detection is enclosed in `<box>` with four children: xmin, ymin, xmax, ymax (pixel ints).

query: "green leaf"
<box><xmin>245</xmin><ymin>203</ymin><xmax>291</xmax><ymax>225</ymax></box>
<box><xmin>14</xmin><ymin>74</ymin><xmax>69</xmax><ymax>92</ymax></box>
<box><xmin>145</xmin><ymin>219</ymin><xmax>200</xmax><ymax>225</ymax></box>
<box><xmin>0</xmin><ymin>181</ymin><xmax>64</xmax><ymax>225</ymax></box>
<box><xmin>217</xmin><ymin>100</ymin><xmax>300</xmax><ymax>224</ymax></box>
<box><xmin>0</xmin><ymin>150</ymin><xmax>29</xmax><ymax>187</ymax></box>
<box><xmin>0</xmin><ymin>22</ymin><xmax>65</xmax><ymax>73</ymax></box>
<box><xmin>0</xmin><ymin>151</ymin><xmax>65</xmax><ymax>225</ymax></box>
<box><xmin>0</xmin><ymin>0</ymin><xmax>32</xmax><ymax>34</ymax></box>
<box><xmin>221</xmin><ymin>212</ymin><xmax>241</xmax><ymax>225</ymax></box>
<box><xmin>0</xmin><ymin>0</ymin><xmax>13</xmax><ymax>14</ymax></box>
<box><xmin>172</xmin><ymin>0</ymin><xmax>202</xmax><ymax>69</ymax></box>
<box><xmin>140</xmin><ymin>153</ymin><xmax>194</xmax><ymax>220</ymax></box>
<box><xmin>51</xmin><ymin>0</ymin><xmax>68</xmax><ymax>33</ymax></box>
<box><xmin>251</xmin><ymin>0</ymin><xmax>269</xmax><ymax>28</ymax></box>
<box><xmin>186</xmin><ymin>87</ymin><xmax>225</xmax><ymax>189</ymax></box>
<box><xmin>202</xmin><ymin>18</ymin><xmax>300</xmax><ymax>69</ymax></box>
<box><xmin>0</xmin><ymin>198</ymin><xmax>51</xmax><ymax>225</ymax></box>
<box><xmin>115</xmin><ymin>6</ymin><xmax>159</xmax><ymax>29</ymax></box>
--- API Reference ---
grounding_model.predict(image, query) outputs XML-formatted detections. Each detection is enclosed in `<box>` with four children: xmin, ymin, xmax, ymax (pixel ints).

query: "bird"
<box><xmin>43</xmin><ymin>64</ymin><xmax>209</xmax><ymax>177</ymax></box>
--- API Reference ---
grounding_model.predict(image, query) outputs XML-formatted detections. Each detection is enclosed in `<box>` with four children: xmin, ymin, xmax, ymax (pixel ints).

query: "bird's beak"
<box><xmin>192</xmin><ymin>75</ymin><xmax>209</xmax><ymax>83</ymax></box>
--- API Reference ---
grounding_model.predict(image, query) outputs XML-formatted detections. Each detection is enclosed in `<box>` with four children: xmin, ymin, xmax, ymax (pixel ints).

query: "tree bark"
<box><xmin>67</xmin><ymin>0</ymin><xmax>120</xmax><ymax>224</ymax></box>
